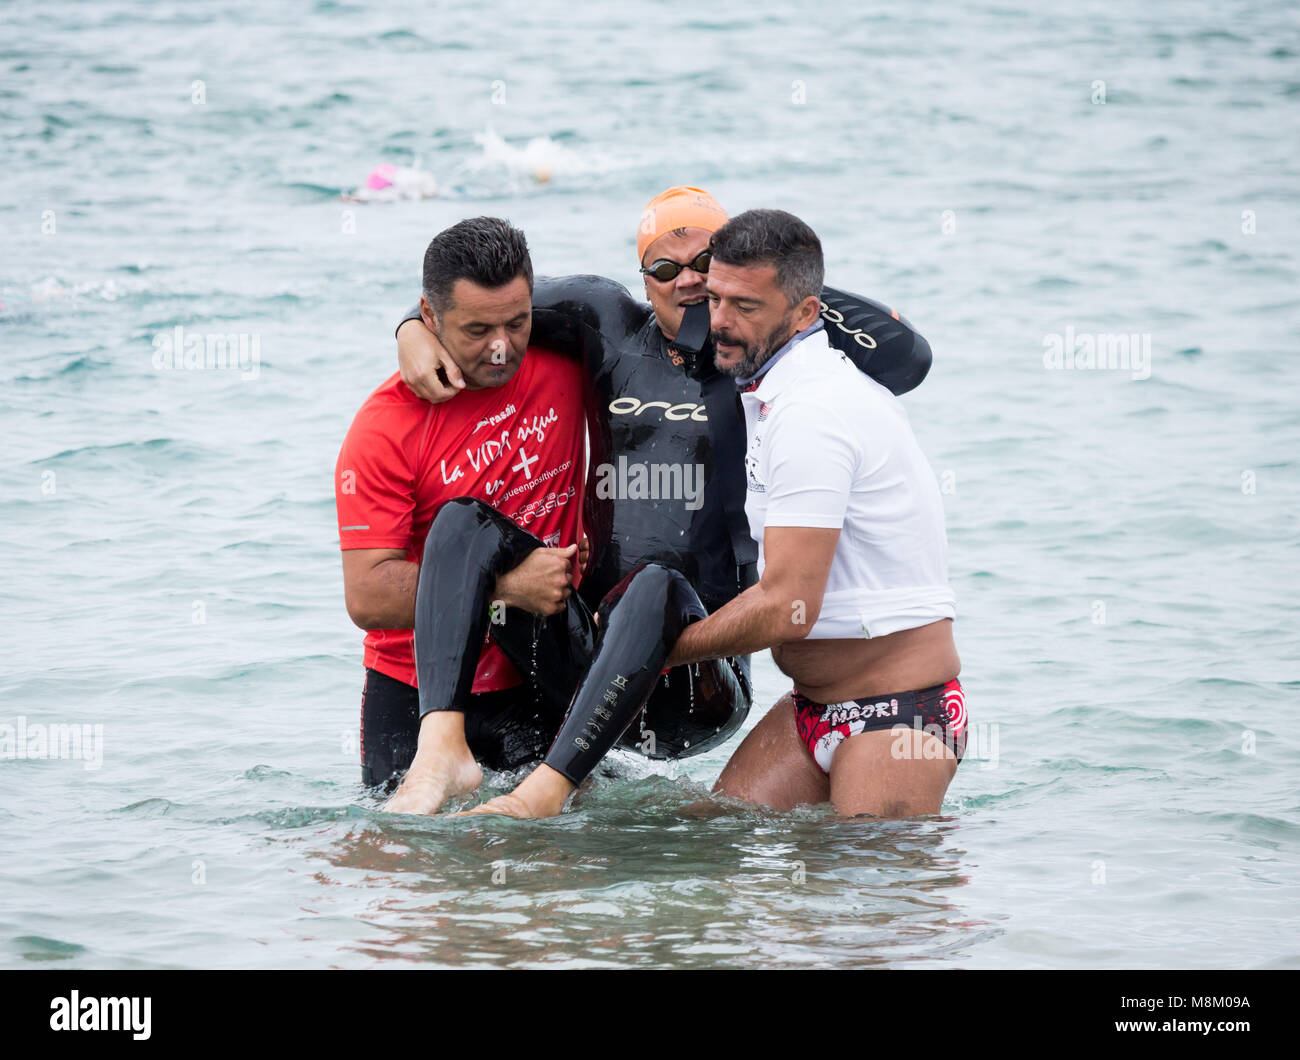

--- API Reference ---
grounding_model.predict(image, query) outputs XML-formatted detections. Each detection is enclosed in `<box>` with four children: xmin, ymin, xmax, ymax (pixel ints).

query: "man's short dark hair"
<box><xmin>422</xmin><ymin>216</ymin><xmax>533</xmax><ymax>317</ymax></box>
<box><xmin>708</xmin><ymin>209</ymin><xmax>824</xmax><ymax>306</ymax></box>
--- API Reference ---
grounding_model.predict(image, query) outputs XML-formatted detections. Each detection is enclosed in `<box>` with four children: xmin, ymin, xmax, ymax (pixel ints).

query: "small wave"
<box><xmin>11</xmin><ymin>935</ymin><xmax>88</xmax><ymax>961</ymax></box>
<box><xmin>227</xmin><ymin>805</ymin><xmax>371</xmax><ymax>829</ymax></box>
<box><xmin>243</xmin><ymin>765</ymin><xmax>292</xmax><ymax>781</ymax></box>
<box><xmin>465</xmin><ymin>127</ymin><xmax>616</xmax><ymax>187</ymax></box>
<box><xmin>113</xmin><ymin>797</ymin><xmax>175</xmax><ymax>817</ymax></box>
<box><xmin>1182</xmin><ymin>809</ymin><xmax>1300</xmax><ymax>844</ymax></box>
<box><xmin>376</xmin><ymin>29</ymin><xmax>434</xmax><ymax>48</ymax></box>
<box><xmin>23</xmin><ymin>354</ymin><xmax>113</xmax><ymax>379</ymax></box>
<box><xmin>38</xmin><ymin>437</ymin><xmax>190</xmax><ymax>464</ymax></box>
<box><xmin>284</xmin><ymin>180</ymin><xmax>348</xmax><ymax>201</ymax></box>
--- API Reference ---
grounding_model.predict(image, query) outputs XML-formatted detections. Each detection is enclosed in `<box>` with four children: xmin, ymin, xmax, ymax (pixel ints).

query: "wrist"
<box><xmin>667</xmin><ymin>626</ymin><xmax>698</xmax><ymax>669</ymax></box>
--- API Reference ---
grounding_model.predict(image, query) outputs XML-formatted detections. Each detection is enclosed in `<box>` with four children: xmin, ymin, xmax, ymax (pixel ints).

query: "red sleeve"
<box><xmin>335</xmin><ymin>407</ymin><xmax>415</xmax><ymax>551</ymax></box>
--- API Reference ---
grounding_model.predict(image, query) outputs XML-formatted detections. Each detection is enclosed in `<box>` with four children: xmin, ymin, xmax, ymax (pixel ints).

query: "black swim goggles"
<box><xmin>639</xmin><ymin>250</ymin><xmax>712</xmax><ymax>282</ymax></box>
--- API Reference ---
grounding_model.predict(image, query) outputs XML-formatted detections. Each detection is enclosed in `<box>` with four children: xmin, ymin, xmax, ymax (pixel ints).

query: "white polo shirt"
<box><xmin>740</xmin><ymin>325</ymin><xmax>955</xmax><ymax>639</ymax></box>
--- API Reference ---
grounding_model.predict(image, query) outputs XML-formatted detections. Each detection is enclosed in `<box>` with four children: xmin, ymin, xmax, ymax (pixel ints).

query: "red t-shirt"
<box><xmin>335</xmin><ymin>346</ymin><xmax>586</xmax><ymax>691</ymax></box>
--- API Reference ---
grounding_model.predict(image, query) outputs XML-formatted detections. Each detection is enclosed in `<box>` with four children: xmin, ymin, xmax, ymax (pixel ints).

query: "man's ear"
<box><xmin>794</xmin><ymin>293</ymin><xmax>822</xmax><ymax>331</ymax></box>
<box><xmin>419</xmin><ymin>295</ymin><xmax>440</xmax><ymax>335</ymax></box>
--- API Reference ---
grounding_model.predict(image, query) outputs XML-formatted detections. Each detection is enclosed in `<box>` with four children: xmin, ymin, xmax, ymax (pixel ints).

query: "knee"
<box><xmin>601</xmin><ymin>563</ymin><xmax>704</xmax><ymax>622</ymax></box>
<box><xmin>421</xmin><ymin>497</ymin><xmax>510</xmax><ymax>562</ymax></box>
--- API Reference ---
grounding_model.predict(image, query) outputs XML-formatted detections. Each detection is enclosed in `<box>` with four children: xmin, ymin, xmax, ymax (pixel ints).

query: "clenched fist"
<box><xmin>493</xmin><ymin>545</ymin><xmax>578</xmax><ymax>616</ymax></box>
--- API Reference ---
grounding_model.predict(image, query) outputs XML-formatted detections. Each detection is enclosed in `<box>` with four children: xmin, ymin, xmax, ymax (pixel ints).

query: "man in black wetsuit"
<box><xmin>382</xmin><ymin>187</ymin><xmax>932</xmax><ymax>817</ymax></box>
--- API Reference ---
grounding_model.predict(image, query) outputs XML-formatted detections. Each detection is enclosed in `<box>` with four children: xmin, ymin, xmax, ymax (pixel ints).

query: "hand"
<box><xmin>493</xmin><ymin>545</ymin><xmax>578</xmax><ymax>616</ymax></box>
<box><xmin>577</xmin><ymin>536</ymin><xmax>590</xmax><ymax>576</ymax></box>
<box><xmin>398</xmin><ymin>319</ymin><xmax>464</xmax><ymax>403</ymax></box>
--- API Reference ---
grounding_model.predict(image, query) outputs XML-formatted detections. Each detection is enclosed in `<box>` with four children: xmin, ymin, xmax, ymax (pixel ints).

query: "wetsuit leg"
<box><xmin>413</xmin><ymin>496</ymin><xmax>549</xmax><ymax>717</ymax></box>
<box><xmin>540</xmin><ymin>563</ymin><xmax>750</xmax><ymax>784</ymax></box>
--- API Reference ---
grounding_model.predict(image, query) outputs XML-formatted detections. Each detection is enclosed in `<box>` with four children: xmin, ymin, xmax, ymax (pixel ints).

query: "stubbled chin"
<box><xmin>714</xmin><ymin>348</ymin><xmax>743</xmax><ymax>372</ymax></box>
<box><xmin>479</xmin><ymin>363</ymin><xmax>521</xmax><ymax>386</ymax></box>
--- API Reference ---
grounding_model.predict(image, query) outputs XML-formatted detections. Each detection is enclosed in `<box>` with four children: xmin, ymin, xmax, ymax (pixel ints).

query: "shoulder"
<box><xmin>534</xmin><ymin>274</ymin><xmax>650</xmax><ymax>330</ymax></box>
<box><xmin>773</xmin><ymin>344</ymin><xmax>891</xmax><ymax>431</ymax></box>
<box><xmin>536</xmin><ymin>273</ymin><xmax>639</xmax><ymax>307</ymax></box>
<box><xmin>525</xmin><ymin>344</ymin><xmax>585</xmax><ymax>382</ymax></box>
<box><xmin>342</xmin><ymin>373</ymin><xmax>426</xmax><ymax>452</ymax></box>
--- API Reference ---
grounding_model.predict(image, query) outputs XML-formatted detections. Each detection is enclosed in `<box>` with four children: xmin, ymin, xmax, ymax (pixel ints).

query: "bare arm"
<box><xmin>397</xmin><ymin>304</ymin><xmax>465</xmax><ymax>403</ymax></box>
<box><xmin>342</xmin><ymin>548</ymin><xmax>418</xmax><ymax>630</ymax></box>
<box><xmin>665</xmin><ymin>525</ymin><xmax>840</xmax><ymax>667</ymax></box>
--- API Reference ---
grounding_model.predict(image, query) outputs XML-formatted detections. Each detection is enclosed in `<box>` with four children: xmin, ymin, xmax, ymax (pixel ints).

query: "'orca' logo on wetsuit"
<box><xmin>820</xmin><ymin>304</ymin><xmax>879</xmax><ymax>350</ymax></box>
<box><xmin>608</xmin><ymin>398</ymin><xmax>708</xmax><ymax>422</ymax></box>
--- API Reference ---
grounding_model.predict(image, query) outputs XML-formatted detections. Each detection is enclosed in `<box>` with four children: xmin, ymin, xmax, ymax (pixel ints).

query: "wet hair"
<box><xmin>708</xmin><ymin>209</ymin><xmax>824</xmax><ymax>306</ymax></box>
<box><xmin>422</xmin><ymin>216</ymin><xmax>533</xmax><ymax>317</ymax></box>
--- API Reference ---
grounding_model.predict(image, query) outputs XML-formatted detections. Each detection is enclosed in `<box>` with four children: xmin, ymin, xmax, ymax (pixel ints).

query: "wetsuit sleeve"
<box><xmin>819</xmin><ymin>285</ymin><xmax>932</xmax><ymax>396</ymax></box>
<box><xmin>759</xmin><ymin>398</ymin><xmax>855</xmax><ymax>529</ymax></box>
<box><xmin>395</xmin><ymin>303</ymin><xmax>422</xmax><ymax>336</ymax></box>
<box><xmin>335</xmin><ymin>416</ymin><xmax>415</xmax><ymax>551</ymax></box>
<box><xmin>528</xmin><ymin>275</ymin><xmax>648</xmax><ymax>377</ymax></box>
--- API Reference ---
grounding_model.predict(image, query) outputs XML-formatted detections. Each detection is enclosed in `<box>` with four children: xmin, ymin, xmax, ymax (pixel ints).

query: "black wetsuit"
<box><xmin>360</xmin><ymin>278</ymin><xmax>930</xmax><ymax>789</ymax></box>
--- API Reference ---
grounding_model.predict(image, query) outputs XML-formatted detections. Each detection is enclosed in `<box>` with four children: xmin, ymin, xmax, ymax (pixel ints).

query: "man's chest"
<box><xmin>413</xmin><ymin>384</ymin><xmax>582</xmax><ymax>523</ymax></box>
<box><xmin>741</xmin><ymin>393</ymin><xmax>776</xmax><ymax>497</ymax></box>
<box><xmin>601</xmin><ymin>354</ymin><xmax>711</xmax><ymax>459</ymax></box>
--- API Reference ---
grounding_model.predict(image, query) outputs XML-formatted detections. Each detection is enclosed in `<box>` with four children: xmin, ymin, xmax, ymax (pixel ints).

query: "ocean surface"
<box><xmin>2</xmin><ymin>0</ymin><xmax>1298</xmax><ymax>969</ymax></box>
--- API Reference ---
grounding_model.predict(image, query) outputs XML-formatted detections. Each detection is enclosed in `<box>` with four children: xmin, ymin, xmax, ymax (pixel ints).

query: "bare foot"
<box><xmin>451</xmin><ymin>765</ymin><xmax>575</xmax><ymax>820</ymax></box>
<box><xmin>382</xmin><ymin>754</ymin><xmax>482</xmax><ymax>815</ymax></box>
<box><xmin>453</xmin><ymin>793</ymin><xmax>537</xmax><ymax>819</ymax></box>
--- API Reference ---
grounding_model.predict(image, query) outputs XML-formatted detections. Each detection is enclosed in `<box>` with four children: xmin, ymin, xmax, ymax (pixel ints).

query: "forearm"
<box><xmin>667</xmin><ymin>580</ymin><xmax>808</xmax><ymax>668</ymax></box>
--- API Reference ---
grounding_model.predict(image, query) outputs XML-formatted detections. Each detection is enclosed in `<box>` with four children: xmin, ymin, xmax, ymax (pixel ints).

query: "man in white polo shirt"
<box><xmin>666</xmin><ymin>208</ymin><xmax>967</xmax><ymax>817</ymax></box>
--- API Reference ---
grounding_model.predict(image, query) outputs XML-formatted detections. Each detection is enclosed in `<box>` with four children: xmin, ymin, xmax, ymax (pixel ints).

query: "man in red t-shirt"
<box><xmin>336</xmin><ymin>217</ymin><xmax>590</xmax><ymax>807</ymax></box>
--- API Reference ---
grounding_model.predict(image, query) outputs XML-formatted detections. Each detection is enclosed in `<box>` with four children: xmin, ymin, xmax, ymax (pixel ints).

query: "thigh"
<box><xmin>827</xmin><ymin>727</ymin><xmax>957</xmax><ymax>818</ymax></box>
<box><xmin>713</xmin><ymin>693</ymin><xmax>830</xmax><ymax>811</ymax></box>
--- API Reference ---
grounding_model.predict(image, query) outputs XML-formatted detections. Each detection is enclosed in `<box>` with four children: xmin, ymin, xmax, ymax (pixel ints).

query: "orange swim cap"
<box><xmin>636</xmin><ymin>186</ymin><xmax>729</xmax><ymax>262</ymax></box>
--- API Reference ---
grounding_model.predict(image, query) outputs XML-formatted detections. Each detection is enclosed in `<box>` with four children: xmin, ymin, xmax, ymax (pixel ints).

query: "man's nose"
<box><xmin>487</xmin><ymin>327</ymin><xmax>512</xmax><ymax>358</ymax></box>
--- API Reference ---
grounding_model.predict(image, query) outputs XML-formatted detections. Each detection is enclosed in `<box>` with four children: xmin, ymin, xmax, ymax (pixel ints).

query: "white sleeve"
<box><xmin>760</xmin><ymin>398</ymin><xmax>857</xmax><ymax>528</ymax></box>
